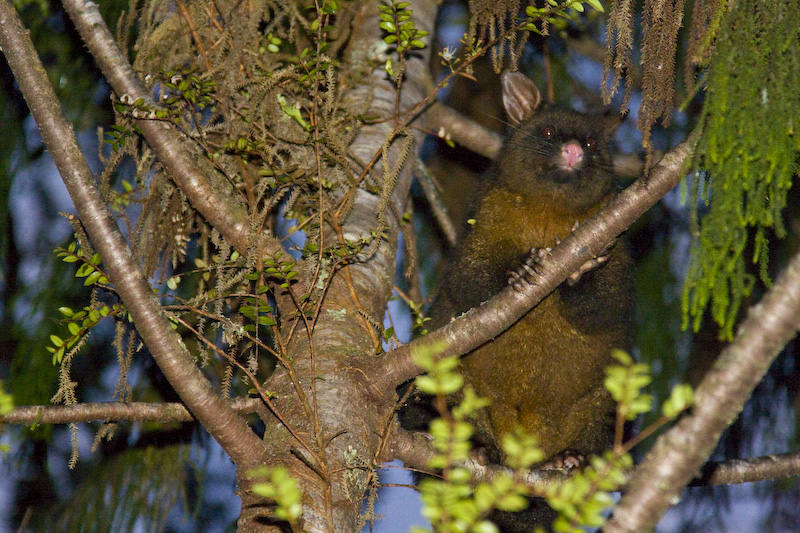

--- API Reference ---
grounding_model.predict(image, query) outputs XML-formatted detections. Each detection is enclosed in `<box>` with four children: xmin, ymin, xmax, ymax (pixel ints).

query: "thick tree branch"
<box><xmin>368</xmin><ymin>133</ymin><xmax>696</xmax><ymax>391</ymax></box>
<box><xmin>59</xmin><ymin>0</ymin><xmax>283</xmax><ymax>258</ymax></box>
<box><xmin>0</xmin><ymin>0</ymin><xmax>266</xmax><ymax>468</ymax></box>
<box><xmin>1</xmin><ymin>398</ymin><xmax>260</xmax><ymax>425</ymax></box>
<box><xmin>422</xmin><ymin>103</ymin><xmax>504</xmax><ymax>159</ymax></box>
<box><xmin>605</xmin><ymin>250</ymin><xmax>800</xmax><ymax>532</ymax></box>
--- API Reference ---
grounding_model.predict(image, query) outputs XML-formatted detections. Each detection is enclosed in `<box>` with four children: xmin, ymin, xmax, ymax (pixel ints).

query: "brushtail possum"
<box><xmin>406</xmin><ymin>71</ymin><xmax>632</xmax><ymax>501</ymax></box>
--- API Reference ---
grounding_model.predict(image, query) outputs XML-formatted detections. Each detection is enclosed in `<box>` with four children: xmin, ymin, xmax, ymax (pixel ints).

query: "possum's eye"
<box><xmin>541</xmin><ymin>126</ymin><xmax>555</xmax><ymax>138</ymax></box>
<box><xmin>585</xmin><ymin>137</ymin><xmax>597</xmax><ymax>149</ymax></box>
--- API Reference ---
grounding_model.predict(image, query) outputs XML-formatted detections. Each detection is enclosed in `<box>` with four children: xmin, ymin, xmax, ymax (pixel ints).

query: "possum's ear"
<box><xmin>501</xmin><ymin>71</ymin><xmax>542</xmax><ymax>125</ymax></box>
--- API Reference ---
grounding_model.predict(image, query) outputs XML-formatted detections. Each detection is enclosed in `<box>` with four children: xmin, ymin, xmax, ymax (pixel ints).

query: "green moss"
<box><xmin>683</xmin><ymin>0</ymin><xmax>800</xmax><ymax>339</ymax></box>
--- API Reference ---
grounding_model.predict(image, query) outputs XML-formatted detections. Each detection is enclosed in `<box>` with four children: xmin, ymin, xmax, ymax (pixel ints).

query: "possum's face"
<box><xmin>500</xmin><ymin>105</ymin><xmax>620</xmax><ymax>212</ymax></box>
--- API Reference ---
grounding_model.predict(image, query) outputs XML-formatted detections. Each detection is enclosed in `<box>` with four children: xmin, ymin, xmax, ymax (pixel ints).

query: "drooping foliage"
<box><xmin>46</xmin><ymin>0</ymin><xmax>379</xmax><ymax>437</ymax></box>
<box><xmin>683</xmin><ymin>0</ymin><xmax>800</xmax><ymax>339</ymax></box>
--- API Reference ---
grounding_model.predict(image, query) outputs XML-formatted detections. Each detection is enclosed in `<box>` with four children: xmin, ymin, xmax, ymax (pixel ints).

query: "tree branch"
<box><xmin>391</xmin><ymin>427</ymin><xmax>800</xmax><ymax>493</ymax></box>
<box><xmin>1</xmin><ymin>398</ymin><xmax>260</xmax><ymax>425</ymax></box>
<box><xmin>58</xmin><ymin>0</ymin><xmax>283</xmax><ymax>258</ymax></box>
<box><xmin>691</xmin><ymin>452</ymin><xmax>800</xmax><ymax>487</ymax></box>
<box><xmin>422</xmin><ymin>103</ymin><xmax>504</xmax><ymax>159</ymax></box>
<box><xmin>0</xmin><ymin>0</ymin><xmax>266</xmax><ymax>468</ymax></box>
<box><xmin>605</xmin><ymin>249</ymin><xmax>800</xmax><ymax>532</ymax></box>
<box><xmin>391</xmin><ymin>427</ymin><xmax>568</xmax><ymax>489</ymax></box>
<box><xmin>368</xmin><ymin>133</ymin><xmax>696</xmax><ymax>391</ymax></box>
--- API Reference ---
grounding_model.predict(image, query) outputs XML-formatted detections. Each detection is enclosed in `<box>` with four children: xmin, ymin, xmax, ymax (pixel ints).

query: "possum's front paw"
<box><xmin>508</xmin><ymin>247</ymin><xmax>550</xmax><ymax>292</ymax></box>
<box><xmin>566</xmin><ymin>238</ymin><xmax>616</xmax><ymax>286</ymax></box>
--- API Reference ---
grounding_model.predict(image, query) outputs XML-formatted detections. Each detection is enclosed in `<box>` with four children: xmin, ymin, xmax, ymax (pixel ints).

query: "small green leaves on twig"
<box><xmin>662</xmin><ymin>383</ymin><xmax>694</xmax><ymax>419</ymax></box>
<box><xmin>604</xmin><ymin>350</ymin><xmax>654</xmax><ymax>422</ymax></box>
<box><xmin>379</xmin><ymin>1</ymin><xmax>429</xmax><ymax>54</ymax></box>
<box><xmin>524</xmin><ymin>0</ymin><xmax>605</xmax><ymax>35</ymax></box>
<box><xmin>604</xmin><ymin>350</ymin><xmax>694</xmax><ymax>452</ymax></box>
<box><xmin>48</xmin><ymin>303</ymin><xmax>119</xmax><ymax>365</ymax></box>
<box><xmin>546</xmin><ymin>451</ymin><xmax>632</xmax><ymax>533</ymax></box>
<box><xmin>263</xmin><ymin>251</ymin><xmax>300</xmax><ymax>290</ymax></box>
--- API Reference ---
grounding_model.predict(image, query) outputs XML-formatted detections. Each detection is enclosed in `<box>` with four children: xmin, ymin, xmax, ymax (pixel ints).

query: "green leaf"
<box><xmin>438</xmin><ymin>374</ymin><xmax>463</xmax><ymax>395</ymax></box>
<box><xmin>585</xmin><ymin>0</ymin><xmax>604</xmax><ymax>12</ymax></box>
<box><xmin>75</xmin><ymin>263</ymin><xmax>92</xmax><ymax>277</ymax></box>
<box><xmin>84</xmin><ymin>271</ymin><xmax>103</xmax><ymax>286</ymax></box>
<box><xmin>54</xmin><ymin>346</ymin><xmax>65</xmax><ymax>365</ymax></box>
<box><xmin>663</xmin><ymin>384</ymin><xmax>694</xmax><ymax>418</ymax></box>
<box><xmin>415</xmin><ymin>375</ymin><xmax>437</xmax><ymax>395</ymax></box>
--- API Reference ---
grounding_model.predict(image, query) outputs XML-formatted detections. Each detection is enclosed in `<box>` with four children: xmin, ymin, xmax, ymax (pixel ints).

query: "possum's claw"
<box><xmin>539</xmin><ymin>450</ymin><xmax>586</xmax><ymax>471</ymax></box>
<box><xmin>509</xmin><ymin>247</ymin><xmax>550</xmax><ymax>291</ymax></box>
<box><xmin>566</xmin><ymin>238</ymin><xmax>616</xmax><ymax>286</ymax></box>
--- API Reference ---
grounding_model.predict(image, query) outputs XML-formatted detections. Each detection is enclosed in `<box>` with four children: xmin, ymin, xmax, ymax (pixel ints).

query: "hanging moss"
<box><xmin>683</xmin><ymin>0</ymin><xmax>800</xmax><ymax>339</ymax></box>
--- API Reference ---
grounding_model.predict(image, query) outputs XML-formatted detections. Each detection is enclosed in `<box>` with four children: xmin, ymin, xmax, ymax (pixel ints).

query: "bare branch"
<box><xmin>692</xmin><ymin>452</ymin><xmax>800</xmax><ymax>487</ymax></box>
<box><xmin>369</xmin><ymin>133</ymin><xmax>696</xmax><ymax>391</ymax></box>
<box><xmin>606</xmin><ymin>249</ymin><xmax>800</xmax><ymax>532</ymax></box>
<box><xmin>415</xmin><ymin>160</ymin><xmax>458</xmax><ymax>247</ymax></box>
<box><xmin>1</xmin><ymin>398</ymin><xmax>260</xmax><ymax>425</ymax></box>
<box><xmin>392</xmin><ymin>427</ymin><xmax>800</xmax><ymax>494</ymax></box>
<box><xmin>0</xmin><ymin>0</ymin><xmax>266</xmax><ymax>468</ymax></box>
<box><xmin>422</xmin><ymin>103</ymin><xmax>503</xmax><ymax>160</ymax></box>
<box><xmin>391</xmin><ymin>427</ymin><xmax>568</xmax><ymax>490</ymax></box>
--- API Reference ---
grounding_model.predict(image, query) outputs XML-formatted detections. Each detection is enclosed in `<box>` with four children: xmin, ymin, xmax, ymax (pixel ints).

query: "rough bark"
<box><xmin>234</xmin><ymin>1</ymin><xmax>438</xmax><ymax>530</ymax></box>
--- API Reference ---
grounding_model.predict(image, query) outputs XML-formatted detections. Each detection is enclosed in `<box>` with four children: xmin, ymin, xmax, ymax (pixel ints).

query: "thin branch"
<box><xmin>391</xmin><ymin>428</ymin><xmax>800</xmax><ymax>495</ymax></box>
<box><xmin>391</xmin><ymin>427</ymin><xmax>570</xmax><ymax>490</ymax></box>
<box><xmin>367</xmin><ymin>133</ymin><xmax>696</xmax><ymax>391</ymax></box>
<box><xmin>1</xmin><ymin>398</ymin><xmax>261</xmax><ymax>425</ymax></box>
<box><xmin>691</xmin><ymin>452</ymin><xmax>800</xmax><ymax>487</ymax></box>
<box><xmin>415</xmin><ymin>159</ymin><xmax>458</xmax><ymax>247</ymax></box>
<box><xmin>606</xmin><ymin>248</ymin><xmax>800</xmax><ymax>532</ymax></box>
<box><xmin>59</xmin><ymin>0</ymin><xmax>284</xmax><ymax>259</ymax></box>
<box><xmin>0</xmin><ymin>0</ymin><xmax>266</xmax><ymax>468</ymax></box>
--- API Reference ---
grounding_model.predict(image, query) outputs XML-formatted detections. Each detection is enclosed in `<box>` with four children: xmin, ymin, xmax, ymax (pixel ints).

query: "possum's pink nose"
<box><xmin>561</xmin><ymin>141</ymin><xmax>584</xmax><ymax>170</ymax></box>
